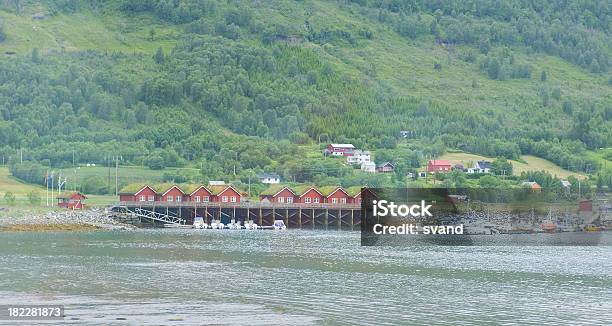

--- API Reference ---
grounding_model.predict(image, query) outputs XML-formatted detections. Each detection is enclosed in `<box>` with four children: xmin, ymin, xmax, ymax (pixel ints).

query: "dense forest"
<box><xmin>0</xmin><ymin>0</ymin><xmax>610</xmax><ymax>191</ymax></box>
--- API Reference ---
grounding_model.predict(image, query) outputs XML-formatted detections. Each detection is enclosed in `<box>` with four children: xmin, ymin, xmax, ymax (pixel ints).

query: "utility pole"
<box><xmin>248</xmin><ymin>175</ymin><xmax>251</xmax><ymax>197</ymax></box>
<box><xmin>20</xmin><ymin>148</ymin><xmax>22</xmax><ymax>164</ymax></box>
<box><xmin>107</xmin><ymin>156</ymin><xmax>111</xmax><ymax>192</ymax></box>
<box><xmin>115</xmin><ymin>156</ymin><xmax>119</xmax><ymax>196</ymax></box>
<box><xmin>50</xmin><ymin>172</ymin><xmax>54</xmax><ymax>205</ymax></box>
<box><xmin>45</xmin><ymin>170</ymin><xmax>49</xmax><ymax>206</ymax></box>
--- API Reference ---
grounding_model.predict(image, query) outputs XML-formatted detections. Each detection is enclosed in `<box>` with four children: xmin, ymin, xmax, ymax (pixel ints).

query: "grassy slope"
<box><xmin>2</xmin><ymin>2</ymin><xmax>608</xmax><ymax>111</ymax></box>
<box><xmin>0</xmin><ymin>7</ymin><xmax>178</xmax><ymax>55</ymax></box>
<box><xmin>0</xmin><ymin>1</ymin><xmax>608</xmax><ymax>195</ymax></box>
<box><xmin>299</xmin><ymin>1</ymin><xmax>611</xmax><ymax>112</ymax></box>
<box><xmin>439</xmin><ymin>152</ymin><xmax>586</xmax><ymax>179</ymax></box>
<box><xmin>0</xmin><ymin>167</ymin><xmax>45</xmax><ymax>197</ymax></box>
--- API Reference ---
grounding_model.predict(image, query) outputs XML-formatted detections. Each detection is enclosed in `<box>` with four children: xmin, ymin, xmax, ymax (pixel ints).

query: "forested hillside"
<box><xmin>0</xmin><ymin>0</ymin><xmax>610</xmax><ymax>188</ymax></box>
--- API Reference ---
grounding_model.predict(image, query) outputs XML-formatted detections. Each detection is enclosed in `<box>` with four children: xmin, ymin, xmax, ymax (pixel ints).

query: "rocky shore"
<box><xmin>0</xmin><ymin>207</ymin><xmax>136</xmax><ymax>232</ymax></box>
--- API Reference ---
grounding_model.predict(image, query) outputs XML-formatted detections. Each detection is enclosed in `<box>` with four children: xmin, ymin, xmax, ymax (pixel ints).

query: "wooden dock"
<box><xmin>111</xmin><ymin>201</ymin><xmax>362</xmax><ymax>230</ymax></box>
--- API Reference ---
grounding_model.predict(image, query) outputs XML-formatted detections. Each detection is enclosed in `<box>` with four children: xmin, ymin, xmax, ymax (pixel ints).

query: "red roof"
<box><xmin>428</xmin><ymin>160</ymin><xmax>451</xmax><ymax>166</ymax></box>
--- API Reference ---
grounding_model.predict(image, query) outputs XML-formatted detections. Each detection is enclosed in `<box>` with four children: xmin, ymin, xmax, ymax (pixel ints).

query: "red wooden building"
<box><xmin>57</xmin><ymin>192</ymin><xmax>87</xmax><ymax>210</ymax></box>
<box><xmin>298</xmin><ymin>187</ymin><xmax>325</xmax><ymax>204</ymax></box>
<box><xmin>209</xmin><ymin>185</ymin><xmax>243</xmax><ymax>203</ymax></box>
<box><xmin>260</xmin><ymin>185</ymin><xmax>370</xmax><ymax>205</ymax></box>
<box><xmin>321</xmin><ymin>186</ymin><xmax>351</xmax><ymax>205</ymax></box>
<box><xmin>119</xmin><ymin>185</ymin><xmax>158</xmax><ymax>202</ymax></box>
<box><xmin>260</xmin><ymin>186</ymin><xmax>296</xmax><ymax>204</ymax></box>
<box><xmin>427</xmin><ymin>160</ymin><xmax>452</xmax><ymax>173</ymax></box>
<box><xmin>118</xmin><ymin>184</ymin><xmax>243</xmax><ymax>204</ymax></box>
<box><xmin>326</xmin><ymin>144</ymin><xmax>355</xmax><ymax>156</ymax></box>
<box><xmin>161</xmin><ymin>185</ymin><xmax>186</xmax><ymax>203</ymax></box>
<box><xmin>188</xmin><ymin>185</ymin><xmax>212</xmax><ymax>203</ymax></box>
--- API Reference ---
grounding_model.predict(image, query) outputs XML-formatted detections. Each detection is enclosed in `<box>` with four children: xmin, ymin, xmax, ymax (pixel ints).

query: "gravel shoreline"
<box><xmin>0</xmin><ymin>208</ymin><xmax>136</xmax><ymax>231</ymax></box>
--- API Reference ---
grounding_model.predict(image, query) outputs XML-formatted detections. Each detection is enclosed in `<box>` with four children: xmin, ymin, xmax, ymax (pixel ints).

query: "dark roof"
<box><xmin>477</xmin><ymin>160</ymin><xmax>493</xmax><ymax>169</ymax></box>
<box><xmin>377</xmin><ymin>162</ymin><xmax>395</xmax><ymax>168</ymax></box>
<box><xmin>257</xmin><ymin>173</ymin><xmax>280</xmax><ymax>179</ymax></box>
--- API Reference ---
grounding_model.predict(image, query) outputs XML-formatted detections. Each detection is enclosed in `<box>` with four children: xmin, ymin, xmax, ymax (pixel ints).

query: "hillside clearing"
<box><xmin>438</xmin><ymin>153</ymin><xmax>585</xmax><ymax>179</ymax></box>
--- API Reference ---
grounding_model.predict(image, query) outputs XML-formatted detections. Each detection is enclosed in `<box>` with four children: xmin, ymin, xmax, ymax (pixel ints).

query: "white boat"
<box><xmin>193</xmin><ymin>217</ymin><xmax>207</xmax><ymax>229</ymax></box>
<box><xmin>228</xmin><ymin>220</ymin><xmax>242</xmax><ymax>229</ymax></box>
<box><xmin>211</xmin><ymin>221</ymin><xmax>225</xmax><ymax>229</ymax></box>
<box><xmin>273</xmin><ymin>220</ymin><xmax>287</xmax><ymax>230</ymax></box>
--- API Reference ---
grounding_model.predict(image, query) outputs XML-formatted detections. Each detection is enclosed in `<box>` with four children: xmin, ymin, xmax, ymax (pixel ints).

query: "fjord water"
<box><xmin>0</xmin><ymin>230</ymin><xmax>610</xmax><ymax>325</ymax></box>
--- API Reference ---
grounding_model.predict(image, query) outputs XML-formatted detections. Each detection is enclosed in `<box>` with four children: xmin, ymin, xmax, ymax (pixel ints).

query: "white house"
<box><xmin>257</xmin><ymin>173</ymin><xmax>281</xmax><ymax>184</ymax></box>
<box><xmin>347</xmin><ymin>150</ymin><xmax>371</xmax><ymax>165</ymax></box>
<box><xmin>467</xmin><ymin>160</ymin><xmax>493</xmax><ymax>174</ymax></box>
<box><xmin>361</xmin><ymin>161</ymin><xmax>376</xmax><ymax>173</ymax></box>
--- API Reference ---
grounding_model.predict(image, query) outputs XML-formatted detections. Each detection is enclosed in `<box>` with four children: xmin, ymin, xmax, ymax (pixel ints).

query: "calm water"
<box><xmin>0</xmin><ymin>230</ymin><xmax>611</xmax><ymax>325</ymax></box>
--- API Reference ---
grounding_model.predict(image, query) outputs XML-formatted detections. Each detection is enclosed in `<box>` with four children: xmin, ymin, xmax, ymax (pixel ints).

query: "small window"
<box><xmin>203</xmin><ymin>196</ymin><xmax>209</xmax><ymax>202</ymax></box>
<box><xmin>222</xmin><ymin>196</ymin><xmax>228</xmax><ymax>202</ymax></box>
<box><xmin>287</xmin><ymin>197</ymin><xmax>293</xmax><ymax>203</ymax></box>
<box><xmin>314</xmin><ymin>197</ymin><xmax>319</xmax><ymax>203</ymax></box>
<box><xmin>340</xmin><ymin>198</ymin><xmax>347</xmax><ymax>204</ymax></box>
<box><xmin>231</xmin><ymin>196</ymin><xmax>237</xmax><ymax>203</ymax></box>
<box><xmin>139</xmin><ymin>195</ymin><xmax>145</xmax><ymax>202</ymax></box>
<box><xmin>176</xmin><ymin>196</ymin><xmax>182</xmax><ymax>202</ymax></box>
<box><xmin>278</xmin><ymin>197</ymin><xmax>284</xmax><ymax>203</ymax></box>
<box><xmin>305</xmin><ymin>197</ymin><xmax>311</xmax><ymax>204</ymax></box>
<box><xmin>332</xmin><ymin>198</ymin><xmax>338</xmax><ymax>204</ymax></box>
<box><xmin>167</xmin><ymin>196</ymin><xmax>173</xmax><ymax>202</ymax></box>
<box><xmin>148</xmin><ymin>195</ymin><xmax>154</xmax><ymax>201</ymax></box>
<box><xmin>195</xmin><ymin>196</ymin><xmax>201</xmax><ymax>203</ymax></box>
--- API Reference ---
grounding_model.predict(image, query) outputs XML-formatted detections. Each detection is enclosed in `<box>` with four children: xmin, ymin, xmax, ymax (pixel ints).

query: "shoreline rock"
<box><xmin>0</xmin><ymin>208</ymin><xmax>136</xmax><ymax>231</ymax></box>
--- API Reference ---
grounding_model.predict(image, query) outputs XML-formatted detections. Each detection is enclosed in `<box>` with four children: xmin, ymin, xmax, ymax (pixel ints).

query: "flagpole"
<box><xmin>45</xmin><ymin>170</ymin><xmax>49</xmax><ymax>206</ymax></box>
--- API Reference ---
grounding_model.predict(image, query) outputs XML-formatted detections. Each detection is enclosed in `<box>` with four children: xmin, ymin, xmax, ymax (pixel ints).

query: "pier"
<box><xmin>111</xmin><ymin>201</ymin><xmax>362</xmax><ymax>230</ymax></box>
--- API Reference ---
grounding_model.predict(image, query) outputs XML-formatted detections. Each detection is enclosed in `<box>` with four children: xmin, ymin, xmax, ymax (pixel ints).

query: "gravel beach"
<box><xmin>0</xmin><ymin>207</ymin><xmax>135</xmax><ymax>231</ymax></box>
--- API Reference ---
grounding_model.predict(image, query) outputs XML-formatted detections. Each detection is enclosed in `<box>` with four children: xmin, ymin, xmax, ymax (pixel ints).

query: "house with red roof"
<box><xmin>427</xmin><ymin>160</ymin><xmax>452</xmax><ymax>173</ymax></box>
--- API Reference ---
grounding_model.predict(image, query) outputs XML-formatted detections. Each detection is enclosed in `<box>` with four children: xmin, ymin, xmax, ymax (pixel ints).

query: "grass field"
<box><xmin>58</xmin><ymin>165</ymin><xmax>201</xmax><ymax>184</ymax></box>
<box><xmin>0</xmin><ymin>167</ymin><xmax>45</xmax><ymax>197</ymax></box>
<box><xmin>0</xmin><ymin>9</ymin><xmax>178</xmax><ymax>55</ymax></box>
<box><xmin>438</xmin><ymin>152</ymin><xmax>586</xmax><ymax>179</ymax></box>
<box><xmin>0</xmin><ymin>164</ymin><xmax>199</xmax><ymax>207</ymax></box>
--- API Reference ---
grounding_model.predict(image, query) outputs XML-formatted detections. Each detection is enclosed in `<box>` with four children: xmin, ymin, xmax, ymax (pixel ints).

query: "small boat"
<box><xmin>193</xmin><ymin>217</ymin><xmax>207</xmax><ymax>229</ymax></box>
<box><xmin>584</xmin><ymin>224</ymin><xmax>602</xmax><ymax>232</ymax></box>
<box><xmin>540</xmin><ymin>208</ymin><xmax>558</xmax><ymax>233</ymax></box>
<box><xmin>540</xmin><ymin>220</ymin><xmax>557</xmax><ymax>233</ymax></box>
<box><xmin>273</xmin><ymin>220</ymin><xmax>287</xmax><ymax>230</ymax></box>
<box><xmin>210</xmin><ymin>221</ymin><xmax>225</xmax><ymax>229</ymax></box>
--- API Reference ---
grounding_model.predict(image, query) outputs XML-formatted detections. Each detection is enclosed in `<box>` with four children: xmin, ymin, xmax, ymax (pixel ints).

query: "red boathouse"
<box><xmin>57</xmin><ymin>192</ymin><xmax>87</xmax><ymax>210</ymax></box>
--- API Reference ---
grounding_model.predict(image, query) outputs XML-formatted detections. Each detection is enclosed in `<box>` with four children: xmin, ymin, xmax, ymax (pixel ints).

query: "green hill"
<box><xmin>0</xmin><ymin>0</ymin><xmax>610</xmax><ymax>190</ymax></box>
